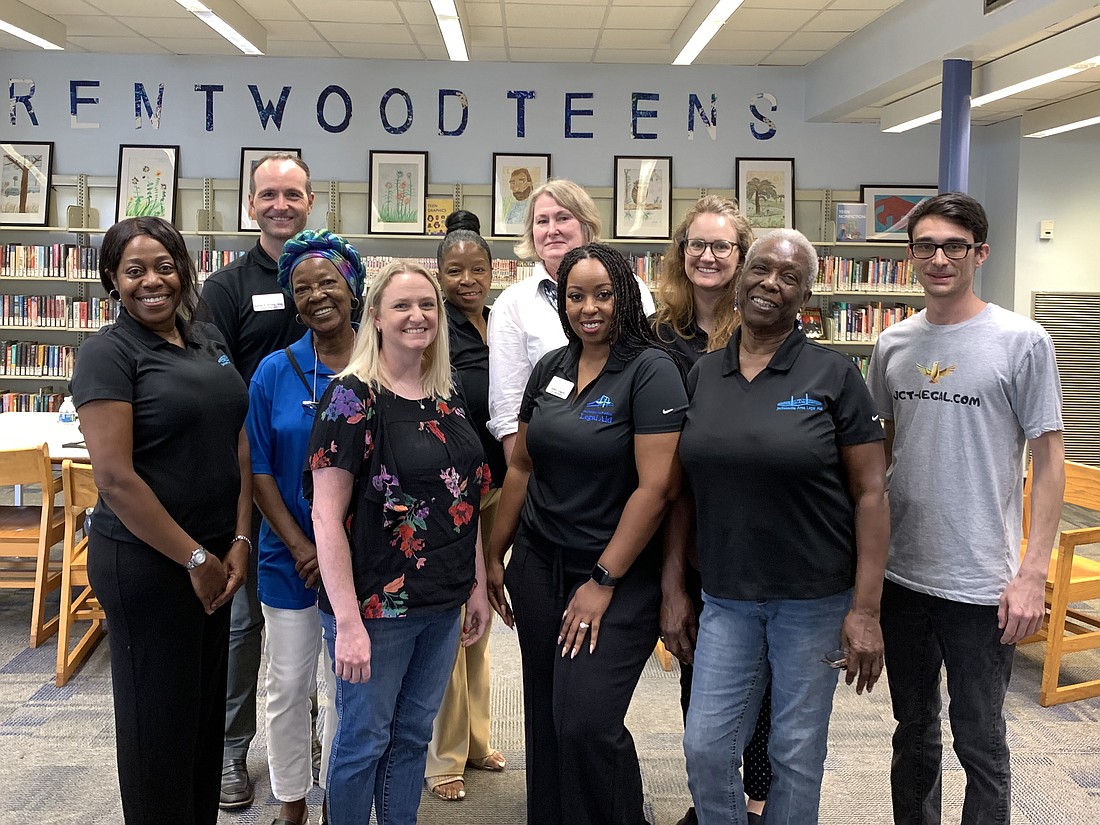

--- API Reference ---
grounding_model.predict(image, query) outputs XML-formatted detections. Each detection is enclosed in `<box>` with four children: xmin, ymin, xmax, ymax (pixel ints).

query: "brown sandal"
<box><xmin>467</xmin><ymin>750</ymin><xmax>506</xmax><ymax>771</ymax></box>
<box><xmin>426</xmin><ymin>775</ymin><xmax>466</xmax><ymax>800</ymax></box>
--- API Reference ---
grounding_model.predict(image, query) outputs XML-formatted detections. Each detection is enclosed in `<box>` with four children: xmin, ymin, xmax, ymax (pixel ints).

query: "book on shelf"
<box><xmin>1</xmin><ymin>243</ymin><xmax>99</xmax><ymax>280</ymax></box>
<box><xmin>816</xmin><ymin>255</ymin><xmax>917</xmax><ymax>293</ymax></box>
<box><xmin>826</xmin><ymin>301</ymin><xmax>916</xmax><ymax>343</ymax></box>
<box><xmin>0</xmin><ymin>391</ymin><xmax>65</xmax><ymax>413</ymax></box>
<box><xmin>0</xmin><ymin>341</ymin><xmax>76</xmax><ymax>378</ymax></box>
<box><xmin>799</xmin><ymin>306</ymin><xmax>824</xmax><ymax>339</ymax></box>
<box><xmin>628</xmin><ymin>251</ymin><xmax>665</xmax><ymax>286</ymax></box>
<box><xmin>195</xmin><ymin>249</ymin><xmax>248</xmax><ymax>280</ymax></box>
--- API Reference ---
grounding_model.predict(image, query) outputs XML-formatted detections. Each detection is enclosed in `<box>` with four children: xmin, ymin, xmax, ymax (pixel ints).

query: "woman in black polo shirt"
<box><xmin>486</xmin><ymin>242</ymin><xmax>687</xmax><ymax>825</ymax></box>
<box><xmin>651</xmin><ymin>196</ymin><xmax>771</xmax><ymax>825</ymax></box>
<box><xmin>425</xmin><ymin>212</ymin><xmax>508</xmax><ymax>802</ymax></box>
<box><xmin>70</xmin><ymin>216</ymin><xmax>252</xmax><ymax>825</ymax></box>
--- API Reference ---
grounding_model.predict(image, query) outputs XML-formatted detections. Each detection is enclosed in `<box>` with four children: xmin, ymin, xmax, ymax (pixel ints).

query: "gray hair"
<box><xmin>744</xmin><ymin>229</ymin><xmax>818</xmax><ymax>290</ymax></box>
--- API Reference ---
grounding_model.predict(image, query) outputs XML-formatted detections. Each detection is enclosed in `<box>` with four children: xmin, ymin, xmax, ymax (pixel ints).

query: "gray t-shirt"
<box><xmin>866</xmin><ymin>303</ymin><xmax>1063</xmax><ymax>605</ymax></box>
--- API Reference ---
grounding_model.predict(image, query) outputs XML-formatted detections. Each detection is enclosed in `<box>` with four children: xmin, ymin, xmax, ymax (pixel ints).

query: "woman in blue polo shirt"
<box><xmin>486</xmin><ymin>242</ymin><xmax>687</xmax><ymax>825</ymax></box>
<box><xmin>245</xmin><ymin>230</ymin><xmax>363</xmax><ymax>825</ymax></box>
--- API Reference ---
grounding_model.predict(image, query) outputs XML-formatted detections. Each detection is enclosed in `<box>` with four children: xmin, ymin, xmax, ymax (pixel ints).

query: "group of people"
<box><xmin>71</xmin><ymin>148</ymin><xmax>1065</xmax><ymax>825</ymax></box>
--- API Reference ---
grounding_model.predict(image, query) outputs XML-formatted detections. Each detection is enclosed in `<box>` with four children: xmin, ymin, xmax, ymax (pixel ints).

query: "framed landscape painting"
<box><xmin>239</xmin><ymin>147</ymin><xmax>301</xmax><ymax>232</ymax></box>
<box><xmin>1</xmin><ymin>142</ymin><xmax>54</xmax><ymax>227</ymax></box>
<box><xmin>736</xmin><ymin>157</ymin><xmax>795</xmax><ymax>232</ymax></box>
<box><xmin>116</xmin><ymin>144</ymin><xmax>179</xmax><ymax>224</ymax></box>
<box><xmin>492</xmin><ymin>153</ymin><xmax>550</xmax><ymax>237</ymax></box>
<box><xmin>369</xmin><ymin>151</ymin><xmax>428</xmax><ymax>234</ymax></box>
<box><xmin>860</xmin><ymin>185</ymin><xmax>938</xmax><ymax>242</ymax></box>
<box><xmin>613</xmin><ymin>156</ymin><xmax>673</xmax><ymax>239</ymax></box>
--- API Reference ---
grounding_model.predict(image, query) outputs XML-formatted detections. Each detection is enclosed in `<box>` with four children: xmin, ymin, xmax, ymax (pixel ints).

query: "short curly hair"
<box><xmin>277</xmin><ymin>230</ymin><xmax>365</xmax><ymax>299</ymax></box>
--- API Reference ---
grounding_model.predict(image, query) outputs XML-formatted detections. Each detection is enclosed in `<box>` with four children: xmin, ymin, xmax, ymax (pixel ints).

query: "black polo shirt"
<box><xmin>447</xmin><ymin>302</ymin><xmax>507</xmax><ymax>489</ymax></box>
<box><xmin>69</xmin><ymin>310</ymin><xmax>249</xmax><ymax>549</ymax></box>
<box><xmin>200</xmin><ymin>243</ymin><xmax>300</xmax><ymax>384</ymax></box>
<box><xmin>679</xmin><ymin>327</ymin><xmax>882</xmax><ymax>601</ymax></box>
<box><xmin>652</xmin><ymin>317</ymin><xmax>708</xmax><ymax>373</ymax></box>
<box><xmin>518</xmin><ymin>342</ymin><xmax>687</xmax><ymax>562</ymax></box>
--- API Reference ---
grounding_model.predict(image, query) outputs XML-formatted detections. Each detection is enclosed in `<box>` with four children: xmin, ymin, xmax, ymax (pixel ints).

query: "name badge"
<box><xmin>545</xmin><ymin>376</ymin><xmax>574</xmax><ymax>399</ymax></box>
<box><xmin>252</xmin><ymin>293</ymin><xmax>286</xmax><ymax>312</ymax></box>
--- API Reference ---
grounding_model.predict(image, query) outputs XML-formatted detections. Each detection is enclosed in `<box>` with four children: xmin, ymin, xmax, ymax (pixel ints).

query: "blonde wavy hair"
<box><xmin>514</xmin><ymin>179</ymin><xmax>601</xmax><ymax>261</ymax></box>
<box><xmin>340</xmin><ymin>261</ymin><xmax>453</xmax><ymax>400</ymax></box>
<box><xmin>653</xmin><ymin>195</ymin><xmax>755</xmax><ymax>353</ymax></box>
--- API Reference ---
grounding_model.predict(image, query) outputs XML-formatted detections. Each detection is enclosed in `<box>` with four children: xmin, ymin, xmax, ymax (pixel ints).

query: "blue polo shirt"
<box><xmin>246</xmin><ymin>329</ymin><xmax>338</xmax><ymax>610</ymax></box>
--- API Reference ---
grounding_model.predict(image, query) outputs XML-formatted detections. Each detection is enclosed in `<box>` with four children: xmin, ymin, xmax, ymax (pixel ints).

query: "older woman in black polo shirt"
<box><xmin>71</xmin><ymin>216</ymin><xmax>252</xmax><ymax>825</ymax></box>
<box><xmin>487</xmin><ymin>242</ymin><xmax>686</xmax><ymax>825</ymax></box>
<box><xmin>676</xmin><ymin>229</ymin><xmax>888</xmax><ymax>825</ymax></box>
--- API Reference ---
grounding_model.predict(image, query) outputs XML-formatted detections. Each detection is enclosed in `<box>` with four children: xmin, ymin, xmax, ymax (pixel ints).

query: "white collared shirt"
<box><xmin>487</xmin><ymin>261</ymin><xmax>656</xmax><ymax>440</ymax></box>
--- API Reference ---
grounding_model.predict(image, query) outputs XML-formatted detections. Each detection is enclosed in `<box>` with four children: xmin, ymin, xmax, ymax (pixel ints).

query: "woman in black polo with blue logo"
<box><xmin>486</xmin><ymin>242</ymin><xmax>686</xmax><ymax>825</ymax></box>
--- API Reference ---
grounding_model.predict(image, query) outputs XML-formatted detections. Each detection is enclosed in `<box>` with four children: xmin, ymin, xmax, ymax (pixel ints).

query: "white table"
<box><xmin>0</xmin><ymin>412</ymin><xmax>90</xmax><ymax>504</ymax></box>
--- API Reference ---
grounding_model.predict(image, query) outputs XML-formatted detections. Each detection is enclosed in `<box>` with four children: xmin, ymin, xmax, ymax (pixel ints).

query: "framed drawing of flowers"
<box><xmin>116</xmin><ymin>144</ymin><xmax>179</xmax><ymax>224</ymax></box>
<box><xmin>1</xmin><ymin>142</ymin><xmax>54</xmax><ymax>227</ymax></box>
<box><xmin>369</xmin><ymin>151</ymin><xmax>428</xmax><ymax>234</ymax></box>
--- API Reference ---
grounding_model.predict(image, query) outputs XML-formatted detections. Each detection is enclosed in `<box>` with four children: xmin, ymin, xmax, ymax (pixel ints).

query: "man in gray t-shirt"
<box><xmin>866</xmin><ymin>193</ymin><xmax>1064</xmax><ymax>824</ymax></box>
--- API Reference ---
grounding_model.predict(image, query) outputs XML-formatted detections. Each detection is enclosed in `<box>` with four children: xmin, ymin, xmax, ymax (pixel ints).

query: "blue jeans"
<box><xmin>684</xmin><ymin>589</ymin><xmax>852</xmax><ymax>825</ymax></box>
<box><xmin>320</xmin><ymin>608</ymin><xmax>461</xmax><ymax>825</ymax></box>
<box><xmin>881</xmin><ymin>579</ymin><xmax>1015</xmax><ymax>825</ymax></box>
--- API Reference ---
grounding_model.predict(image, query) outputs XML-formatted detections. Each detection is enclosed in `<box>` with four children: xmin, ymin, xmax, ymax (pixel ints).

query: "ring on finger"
<box><xmin>579</xmin><ymin>621</ymin><xmax>590</xmax><ymax>630</ymax></box>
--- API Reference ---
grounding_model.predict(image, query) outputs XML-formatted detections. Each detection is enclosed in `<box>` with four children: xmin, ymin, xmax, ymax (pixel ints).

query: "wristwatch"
<box><xmin>185</xmin><ymin>546</ymin><xmax>208</xmax><ymax>570</ymax></box>
<box><xmin>590</xmin><ymin>562</ymin><xmax>619</xmax><ymax>588</ymax></box>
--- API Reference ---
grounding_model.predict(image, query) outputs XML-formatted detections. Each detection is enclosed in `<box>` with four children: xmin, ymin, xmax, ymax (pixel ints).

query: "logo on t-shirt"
<box><xmin>776</xmin><ymin>393</ymin><xmax>823</xmax><ymax>412</ymax></box>
<box><xmin>917</xmin><ymin>361</ymin><xmax>956</xmax><ymax>383</ymax></box>
<box><xmin>580</xmin><ymin>394</ymin><xmax>614</xmax><ymax>424</ymax></box>
<box><xmin>218</xmin><ymin>354</ymin><xmax>232</xmax><ymax>367</ymax></box>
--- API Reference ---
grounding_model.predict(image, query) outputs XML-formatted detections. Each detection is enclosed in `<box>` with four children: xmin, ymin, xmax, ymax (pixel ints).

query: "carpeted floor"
<box><xmin>3</xmin><ymin>509</ymin><xmax>1100</xmax><ymax>823</ymax></box>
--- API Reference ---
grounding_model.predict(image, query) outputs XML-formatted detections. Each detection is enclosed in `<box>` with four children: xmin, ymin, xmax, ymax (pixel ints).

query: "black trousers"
<box><xmin>88</xmin><ymin>529</ymin><xmax>232</xmax><ymax>825</ymax></box>
<box><xmin>679</xmin><ymin>563</ymin><xmax>773</xmax><ymax>802</ymax></box>
<box><xmin>505</xmin><ymin>529</ymin><xmax>658</xmax><ymax>825</ymax></box>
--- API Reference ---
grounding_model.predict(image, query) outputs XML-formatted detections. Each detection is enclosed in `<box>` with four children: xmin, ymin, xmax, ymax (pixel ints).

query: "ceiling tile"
<box><xmin>781</xmin><ymin>30</ymin><xmax>849</xmax><ymax>50</ymax></box>
<box><xmin>760</xmin><ymin>50</ymin><xmax>819</xmax><ymax>65</ymax></box>
<box><xmin>802</xmin><ymin>9</ymin><xmax>881</xmax><ymax>31</ymax></box>
<box><xmin>468</xmin><ymin>45</ymin><xmax>508</xmax><ymax>60</ymax></box>
<box><xmin>469</xmin><ymin>26</ymin><xmax>505</xmax><ymax>47</ymax></box>
<box><xmin>708</xmin><ymin>28</ymin><xmax>789</xmax><ymax>51</ymax></box>
<box><xmin>409</xmin><ymin>24</ymin><xmax>444</xmax><ymax>44</ymax></box>
<box><xmin>289</xmin><ymin>0</ymin><xmax>404</xmax><ymax>25</ymax></box>
<box><xmin>331</xmin><ymin>42</ymin><xmax>424</xmax><ymax>59</ymax></box>
<box><xmin>507</xmin><ymin>47</ymin><xmax>597</xmax><ymax>62</ymax></box>
<box><xmin>66</xmin><ymin>36</ymin><xmax>171</xmax><ymax>54</ymax></box>
<box><xmin>727</xmin><ymin>8</ymin><xmax>818</xmax><ymax>30</ymax></box>
<box><xmin>88</xmin><ymin>0</ymin><xmax>189</xmax><ymax>16</ymax></box>
<box><xmin>34</xmin><ymin>0</ymin><xmax>99</xmax><ymax>13</ymax></box>
<box><xmin>609</xmin><ymin>0</ymin><xmax>694</xmax><ymax>6</ymax></box>
<box><xmin>829</xmin><ymin>0</ymin><xmax>900</xmax><ymax>9</ymax></box>
<box><xmin>506</xmin><ymin>5</ymin><xmax>607</xmax><ymax>25</ymax></box>
<box><xmin>396</xmin><ymin>1</ymin><xmax>438</xmax><ymax>26</ymax></box>
<box><xmin>265</xmin><ymin>40</ymin><xmax>340</xmax><ymax>57</ymax></box>
<box><xmin>464</xmin><ymin>4</ymin><xmax>503</xmax><ymax>26</ymax></box>
<box><xmin>237</xmin><ymin>0</ymin><xmax>304</xmax><ymax>22</ymax></box>
<box><xmin>0</xmin><ymin>34</ymin><xmax>36</xmax><ymax>51</ymax></box>
<box><xmin>508</xmin><ymin>28</ymin><xmax>600</xmax><ymax>49</ymax></box>
<box><xmin>122</xmin><ymin>17</ymin><xmax>222</xmax><ymax>39</ymax></box>
<box><xmin>261</xmin><ymin>21</ymin><xmax>324</xmax><ymax>40</ymax></box>
<box><xmin>54</xmin><ymin>15</ymin><xmax>137</xmax><ymax>37</ymax></box>
<box><xmin>313</xmin><ymin>22</ymin><xmax>414</xmax><ymax>44</ymax></box>
<box><xmin>598</xmin><ymin>29</ymin><xmax>677</xmax><ymax>49</ymax></box>
<box><xmin>742</xmin><ymin>0</ymin><xmax>828</xmax><ymax>8</ymax></box>
<box><xmin>150</xmin><ymin>37</ymin><xmax>243</xmax><ymax>55</ymax></box>
<box><xmin>594</xmin><ymin>49</ymin><xmax>672</xmax><ymax>64</ymax></box>
<box><xmin>605</xmin><ymin>7</ymin><xmax>684</xmax><ymax>29</ymax></box>
<box><xmin>695</xmin><ymin>49</ymin><xmax>774</xmax><ymax>64</ymax></box>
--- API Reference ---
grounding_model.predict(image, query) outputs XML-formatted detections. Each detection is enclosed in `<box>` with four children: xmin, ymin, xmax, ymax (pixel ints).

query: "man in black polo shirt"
<box><xmin>201</xmin><ymin>153</ymin><xmax>313</xmax><ymax>809</ymax></box>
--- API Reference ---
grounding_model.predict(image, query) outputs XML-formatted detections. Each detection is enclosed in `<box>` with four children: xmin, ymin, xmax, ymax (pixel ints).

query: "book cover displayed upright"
<box><xmin>835</xmin><ymin>203</ymin><xmax>867</xmax><ymax>242</ymax></box>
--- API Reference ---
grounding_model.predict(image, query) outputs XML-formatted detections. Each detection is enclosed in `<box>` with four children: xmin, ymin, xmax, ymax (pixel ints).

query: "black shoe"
<box><xmin>219</xmin><ymin>758</ymin><xmax>254</xmax><ymax>809</ymax></box>
<box><xmin>674</xmin><ymin>807</ymin><xmax>698</xmax><ymax>825</ymax></box>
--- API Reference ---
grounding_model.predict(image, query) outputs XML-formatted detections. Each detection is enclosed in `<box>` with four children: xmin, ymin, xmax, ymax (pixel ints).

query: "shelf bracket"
<box><xmin>452</xmin><ymin>183</ymin><xmax>463</xmax><ymax>211</ymax></box>
<box><xmin>327</xmin><ymin>180</ymin><xmax>340</xmax><ymax>232</ymax></box>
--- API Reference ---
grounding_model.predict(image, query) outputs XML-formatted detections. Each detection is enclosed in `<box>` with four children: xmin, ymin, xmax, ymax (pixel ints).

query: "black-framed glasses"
<box><xmin>683</xmin><ymin>238</ymin><xmax>737</xmax><ymax>259</ymax></box>
<box><xmin>908</xmin><ymin>241</ymin><xmax>981</xmax><ymax>260</ymax></box>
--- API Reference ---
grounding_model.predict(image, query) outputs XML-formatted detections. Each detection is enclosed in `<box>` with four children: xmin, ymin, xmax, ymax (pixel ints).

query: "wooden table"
<box><xmin>0</xmin><ymin>412</ymin><xmax>90</xmax><ymax>503</ymax></box>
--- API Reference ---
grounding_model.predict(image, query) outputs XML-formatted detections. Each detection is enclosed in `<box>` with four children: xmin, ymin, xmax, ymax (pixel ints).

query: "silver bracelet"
<box><xmin>232</xmin><ymin>534</ymin><xmax>253</xmax><ymax>554</ymax></box>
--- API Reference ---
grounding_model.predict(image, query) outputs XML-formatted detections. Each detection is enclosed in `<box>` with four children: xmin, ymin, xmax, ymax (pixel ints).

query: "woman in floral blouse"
<box><xmin>307</xmin><ymin>260</ymin><xmax>492</xmax><ymax>825</ymax></box>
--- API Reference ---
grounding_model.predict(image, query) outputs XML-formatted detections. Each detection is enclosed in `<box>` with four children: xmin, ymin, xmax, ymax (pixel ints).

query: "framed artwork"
<box><xmin>116</xmin><ymin>144</ymin><xmax>179</xmax><ymax>224</ymax></box>
<box><xmin>736</xmin><ymin>157</ymin><xmax>795</xmax><ymax>232</ymax></box>
<box><xmin>835</xmin><ymin>202</ymin><xmax>867</xmax><ymax>242</ymax></box>
<box><xmin>369</xmin><ymin>151</ymin><xmax>428</xmax><ymax>234</ymax></box>
<box><xmin>860</xmin><ymin>185</ymin><xmax>938</xmax><ymax>242</ymax></box>
<box><xmin>239</xmin><ymin>147</ymin><xmax>301</xmax><ymax>232</ymax></box>
<box><xmin>0</xmin><ymin>142</ymin><xmax>54</xmax><ymax>227</ymax></box>
<box><xmin>492</xmin><ymin>153</ymin><xmax>550</xmax><ymax>237</ymax></box>
<box><xmin>613</xmin><ymin>156</ymin><xmax>673</xmax><ymax>239</ymax></box>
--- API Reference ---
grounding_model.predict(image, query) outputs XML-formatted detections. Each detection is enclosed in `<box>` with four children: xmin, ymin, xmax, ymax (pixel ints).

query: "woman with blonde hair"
<box><xmin>653</xmin><ymin>196</ymin><xmax>771</xmax><ymax>825</ymax></box>
<box><xmin>488</xmin><ymin>178</ymin><xmax>655</xmax><ymax>462</ymax></box>
<box><xmin>307</xmin><ymin>260</ymin><xmax>492</xmax><ymax>825</ymax></box>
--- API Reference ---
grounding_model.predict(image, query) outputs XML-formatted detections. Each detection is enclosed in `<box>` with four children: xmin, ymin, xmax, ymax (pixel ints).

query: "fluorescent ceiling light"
<box><xmin>0</xmin><ymin>0</ymin><xmax>65</xmax><ymax>50</ymax></box>
<box><xmin>1022</xmin><ymin>88</ymin><xmax>1100</xmax><ymax>137</ymax></box>
<box><xmin>883</xmin><ymin>109</ymin><xmax>943</xmax><ymax>133</ymax></box>
<box><xmin>430</xmin><ymin>0</ymin><xmax>468</xmax><ymax>61</ymax></box>
<box><xmin>972</xmin><ymin>66</ymin><xmax>1086</xmax><ymax>107</ymax></box>
<box><xmin>672</xmin><ymin>0</ymin><xmax>747</xmax><ymax>66</ymax></box>
<box><xmin>1026</xmin><ymin>114</ymin><xmax>1100</xmax><ymax>137</ymax></box>
<box><xmin>174</xmin><ymin>0</ymin><xmax>265</xmax><ymax>55</ymax></box>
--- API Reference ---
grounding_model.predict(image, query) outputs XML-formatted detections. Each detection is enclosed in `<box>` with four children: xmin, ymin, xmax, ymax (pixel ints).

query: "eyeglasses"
<box><xmin>908</xmin><ymin>241</ymin><xmax>981</xmax><ymax>260</ymax></box>
<box><xmin>301</xmin><ymin>400</ymin><xmax>318</xmax><ymax>418</ymax></box>
<box><xmin>683</xmin><ymin>238</ymin><xmax>737</xmax><ymax>259</ymax></box>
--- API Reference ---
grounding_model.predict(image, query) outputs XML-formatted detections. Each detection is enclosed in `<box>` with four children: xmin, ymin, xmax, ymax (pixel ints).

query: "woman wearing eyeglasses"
<box><xmin>651</xmin><ymin>197</ymin><xmax>772</xmax><ymax>825</ymax></box>
<box><xmin>244</xmin><ymin>230</ymin><xmax>363</xmax><ymax>825</ymax></box>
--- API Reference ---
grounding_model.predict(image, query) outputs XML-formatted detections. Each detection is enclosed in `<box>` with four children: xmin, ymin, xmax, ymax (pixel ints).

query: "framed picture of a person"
<box><xmin>492</xmin><ymin>153</ymin><xmax>550</xmax><ymax>237</ymax></box>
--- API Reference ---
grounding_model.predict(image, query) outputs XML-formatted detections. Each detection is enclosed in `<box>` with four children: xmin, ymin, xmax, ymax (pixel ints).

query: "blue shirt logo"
<box><xmin>217</xmin><ymin>354</ymin><xmax>232</xmax><ymax>367</ymax></box>
<box><xmin>776</xmin><ymin>393</ymin><xmax>823</xmax><ymax>411</ymax></box>
<box><xmin>580</xmin><ymin>394</ymin><xmax>614</xmax><ymax>424</ymax></box>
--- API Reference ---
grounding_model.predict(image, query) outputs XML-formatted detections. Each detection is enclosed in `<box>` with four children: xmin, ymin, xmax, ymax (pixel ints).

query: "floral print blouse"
<box><xmin>307</xmin><ymin>374</ymin><xmax>490</xmax><ymax>619</ymax></box>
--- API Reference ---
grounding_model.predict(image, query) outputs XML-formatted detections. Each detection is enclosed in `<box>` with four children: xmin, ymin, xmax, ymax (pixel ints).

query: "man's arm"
<box><xmin>998</xmin><ymin>430</ymin><xmax>1065</xmax><ymax>644</ymax></box>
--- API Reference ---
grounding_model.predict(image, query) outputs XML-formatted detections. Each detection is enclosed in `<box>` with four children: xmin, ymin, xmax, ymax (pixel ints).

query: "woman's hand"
<box><xmin>462</xmin><ymin>581</ymin><xmax>492</xmax><ymax>648</ymax></box>
<box><xmin>213</xmin><ymin>540</ymin><xmax>249</xmax><ymax>610</ymax></box>
<box><xmin>189</xmin><ymin>554</ymin><xmax>229</xmax><ymax>614</ymax></box>
<box><xmin>559</xmin><ymin>580</ymin><xmax>614</xmax><ymax>658</ymax></box>
<box><xmin>486</xmin><ymin>553</ymin><xmax>514</xmax><ymax>629</ymax></box>
<box><xmin>841</xmin><ymin>608</ymin><xmax>884</xmax><ymax>695</ymax></box>
<box><xmin>335</xmin><ymin>619</ymin><xmax>372</xmax><ymax>683</ymax></box>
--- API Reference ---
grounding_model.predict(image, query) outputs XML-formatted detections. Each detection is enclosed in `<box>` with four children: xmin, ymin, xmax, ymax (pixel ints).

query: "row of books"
<box><xmin>0</xmin><ymin>391</ymin><xmax>66</xmax><ymax>413</ymax></box>
<box><xmin>630</xmin><ymin>252</ymin><xmax>666</xmax><ymax>286</ymax></box>
<box><xmin>0</xmin><ymin>341</ymin><xmax>76</xmax><ymax>378</ymax></box>
<box><xmin>847</xmin><ymin>354</ymin><xmax>871</xmax><ymax>378</ymax></box>
<box><xmin>815</xmin><ymin>256</ymin><xmax>918</xmax><ymax>293</ymax></box>
<box><xmin>827</xmin><ymin>301</ymin><xmax>917</xmax><ymax>342</ymax></box>
<box><xmin>0</xmin><ymin>295</ymin><xmax>118</xmax><ymax>330</ymax></box>
<box><xmin>0</xmin><ymin>244</ymin><xmax>100</xmax><ymax>280</ymax></box>
<box><xmin>195</xmin><ymin>249</ymin><xmax>248</xmax><ymax>279</ymax></box>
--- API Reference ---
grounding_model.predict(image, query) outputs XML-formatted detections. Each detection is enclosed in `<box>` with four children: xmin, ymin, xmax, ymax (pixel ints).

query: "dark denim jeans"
<box><xmin>881</xmin><ymin>579</ymin><xmax>1015</xmax><ymax>825</ymax></box>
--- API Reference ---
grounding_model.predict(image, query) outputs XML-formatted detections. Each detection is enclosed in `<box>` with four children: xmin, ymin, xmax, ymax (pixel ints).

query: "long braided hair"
<box><xmin>556</xmin><ymin>242</ymin><xmax>683</xmax><ymax>375</ymax></box>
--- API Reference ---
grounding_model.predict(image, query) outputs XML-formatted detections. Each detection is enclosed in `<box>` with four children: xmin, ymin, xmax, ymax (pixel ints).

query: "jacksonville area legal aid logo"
<box><xmin>580</xmin><ymin>394</ymin><xmax>614</xmax><ymax>424</ymax></box>
<box><xmin>776</xmin><ymin>393</ymin><xmax>824</xmax><ymax>412</ymax></box>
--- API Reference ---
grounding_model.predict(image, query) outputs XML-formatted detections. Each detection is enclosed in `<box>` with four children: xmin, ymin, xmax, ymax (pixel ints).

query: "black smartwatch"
<box><xmin>590</xmin><ymin>562</ymin><xmax>620</xmax><ymax>588</ymax></box>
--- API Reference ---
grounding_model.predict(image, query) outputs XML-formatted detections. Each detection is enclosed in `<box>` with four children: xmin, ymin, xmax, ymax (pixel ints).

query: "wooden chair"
<box><xmin>0</xmin><ymin>443</ymin><xmax>66</xmax><ymax>647</ymax></box>
<box><xmin>1019</xmin><ymin>460</ymin><xmax>1100</xmax><ymax>706</ymax></box>
<box><xmin>55</xmin><ymin>460</ymin><xmax>105</xmax><ymax>687</ymax></box>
